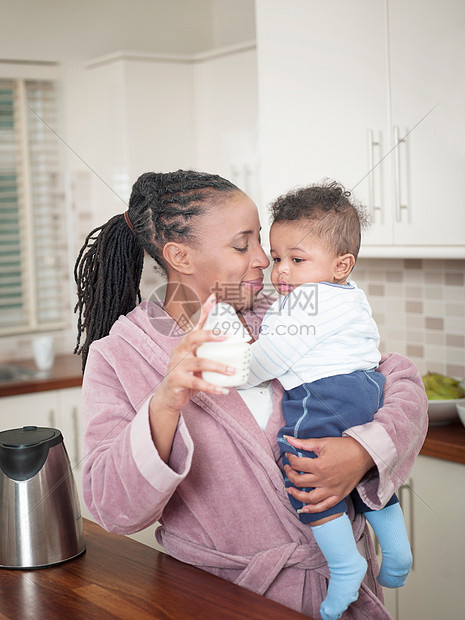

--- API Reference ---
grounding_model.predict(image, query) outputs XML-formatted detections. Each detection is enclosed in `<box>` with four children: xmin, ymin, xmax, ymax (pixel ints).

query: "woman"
<box><xmin>75</xmin><ymin>170</ymin><xmax>427</xmax><ymax>619</ymax></box>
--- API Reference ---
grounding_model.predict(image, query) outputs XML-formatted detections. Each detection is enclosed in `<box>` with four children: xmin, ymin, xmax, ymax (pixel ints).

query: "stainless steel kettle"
<box><xmin>0</xmin><ymin>426</ymin><xmax>85</xmax><ymax>569</ymax></box>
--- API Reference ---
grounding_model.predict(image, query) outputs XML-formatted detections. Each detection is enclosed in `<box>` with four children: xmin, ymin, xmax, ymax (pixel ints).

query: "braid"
<box><xmin>129</xmin><ymin>170</ymin><xmax>238</xmax><ymax>271</ymax></box>
<box><xmin>74</xmin><ymin>214</ymin><xmax>143</xmax><ymax>372</ymax></box>
<box><xmin>74</xmin><ymin>169</ymin><xmax>238</xmax><ymax>372</ymax></box>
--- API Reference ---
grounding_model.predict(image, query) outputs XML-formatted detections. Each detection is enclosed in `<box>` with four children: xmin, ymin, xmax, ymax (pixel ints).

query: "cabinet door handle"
<box><xmin>72</xmin><ymin>406</ymin><xmax>80</xmax><ymax>470</ymax></box>
<box><xmin>367</xmin><ymin>130</ymin><xmax>383</xmax><ymax>222</ymax></box>
<box><xmin>399</xmin><ymin>479</ymin><xmax>415</xmax><ymax>570</ymax></box>
<box><xmin>48</xmin><ymin>409</ymin><xmax>56</xmax><ymax>428</ymax></box>
<box><xmin>393</xmin><ymin>126</ymin><xmax>408</xmax><ymax>222</ymax></box>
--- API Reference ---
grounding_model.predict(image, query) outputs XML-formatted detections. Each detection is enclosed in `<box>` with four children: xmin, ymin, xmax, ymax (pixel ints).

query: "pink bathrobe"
<box><xmin>81</xmin><ymin>297</ymin><xmax>428</xmax><ymax>619</ymax></box>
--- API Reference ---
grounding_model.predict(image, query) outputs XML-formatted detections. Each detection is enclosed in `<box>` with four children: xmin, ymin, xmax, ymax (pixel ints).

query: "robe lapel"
<box><xmin>191</xmin><ymin>387</ymin><xmax>288</xmax><ymax>496</ymax></box>
<box><xmin>264</xmin><ymin>379</ymin><xmax>285</xmax><ymax>462</ymax></box>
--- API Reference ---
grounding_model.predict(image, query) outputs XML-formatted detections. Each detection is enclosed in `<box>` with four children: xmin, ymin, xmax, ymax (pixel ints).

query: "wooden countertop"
<box><xmin>0</xmin><ymin>355</ymin><xmax>82</xmax><ymax>397</ymax></box>
<box><xmin>420</xmin><ymin>421</ymin><xmax>465</xmax><ymax>465</ymax></box>
<box><xmin>0</xmin><ymin>519</ymin><xmax>310</xmax><ymax>620</ymax></box>
<box><xmin>2</xmin><ymin>356</ymin><xmax>464</xmax><ymax>465</ymax></box>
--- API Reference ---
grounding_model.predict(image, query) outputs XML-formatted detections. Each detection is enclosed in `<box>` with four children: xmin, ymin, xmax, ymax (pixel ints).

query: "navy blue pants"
<box><xmin>278</xmin><ymin>370</ymin><xmax>398</xmax><ymax>524</ymax></box>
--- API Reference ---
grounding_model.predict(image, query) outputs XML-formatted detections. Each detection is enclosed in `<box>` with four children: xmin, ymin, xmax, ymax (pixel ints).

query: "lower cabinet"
<box><xmin>56</xmin><ymin>387</ymin><xmax>93</xmax><ymax>522</ymax></box>
<box><xmin>0</xmin><ymin>388</ymin><xmax>162</xmax><ymax>549</ymax></box>
<box><xmin>370</xmin><ymin>455</ymin><xmax>465</xmax><ymax>619</ymax></box>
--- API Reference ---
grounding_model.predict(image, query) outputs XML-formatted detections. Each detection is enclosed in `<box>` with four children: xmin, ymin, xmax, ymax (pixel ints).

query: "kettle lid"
<box><xmin>0</xmin><ymin>426</ymin><xmax>63</xmax><ymax>481</ymax></box>
<box><xmin>0</xmin><ymin>426</ymin><xmax>62</xmax><ymax>449</ymax></box>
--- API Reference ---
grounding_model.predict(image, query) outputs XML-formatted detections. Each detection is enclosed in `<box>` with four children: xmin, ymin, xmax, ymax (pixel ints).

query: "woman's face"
<box><xmin>189</xmin><ymin>191</ymin><xmax>270</xmax><ymax>311</ymax></box>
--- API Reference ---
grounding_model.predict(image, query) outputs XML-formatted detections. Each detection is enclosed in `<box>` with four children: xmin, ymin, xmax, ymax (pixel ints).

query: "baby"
<box><xmin>243</xmin><ymin>182</ymin><xmax>412</xmax><ymax>620</ymax></box>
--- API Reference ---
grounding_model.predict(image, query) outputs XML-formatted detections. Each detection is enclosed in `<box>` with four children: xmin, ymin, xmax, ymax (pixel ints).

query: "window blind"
<box><xmin>0</xmin><ymin>78</ymin><xmax>67</xmax><ymax>335</ymax></box>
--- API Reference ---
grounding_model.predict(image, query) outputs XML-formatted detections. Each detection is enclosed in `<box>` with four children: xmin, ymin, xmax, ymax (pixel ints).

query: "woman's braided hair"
<box><xmin>74</xmin><ymin>170</ymin><xmax>238</xmax><ymax>371</ymax></box>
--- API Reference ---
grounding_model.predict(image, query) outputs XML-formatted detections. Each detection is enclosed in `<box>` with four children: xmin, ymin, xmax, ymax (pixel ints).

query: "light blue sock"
<box><xmin>365</xmin><ymin>503</ymin><xmax>413</xmax><ymax>588</ymax></box>
<box><xmin>312</xmin><ymin>513</ymin><xmax>367</xmax><ymax>620</ymax></box>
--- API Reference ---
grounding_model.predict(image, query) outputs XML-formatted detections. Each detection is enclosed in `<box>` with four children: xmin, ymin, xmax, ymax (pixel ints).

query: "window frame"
<box><xmin>0</xmin><ymin>61</ymin><xmax>69</xmax><ymax>337</ymax></box>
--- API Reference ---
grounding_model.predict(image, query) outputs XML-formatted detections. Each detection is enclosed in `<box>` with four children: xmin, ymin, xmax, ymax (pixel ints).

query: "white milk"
<box><xmin>197</xmin><ymin>303</ymin><xmax>251</xmax><ymax>387</ymax></box>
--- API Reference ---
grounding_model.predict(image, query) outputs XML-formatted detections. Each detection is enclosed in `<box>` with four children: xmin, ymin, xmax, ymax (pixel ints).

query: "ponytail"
<box><xmin>74</xmin><ymin>213</ymin><xmax>144</xmax><ymax>372</ymax></box>
<box><xmin>74</xmin><ymin>169</ymin><xmax>239</xmax><ymax>372</ymax></box>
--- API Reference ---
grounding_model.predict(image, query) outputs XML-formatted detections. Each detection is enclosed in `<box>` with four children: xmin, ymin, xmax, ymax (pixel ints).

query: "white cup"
<box><xmin>32</xmin><ymin>336</ymin><xmax>55</xmax><ymax>371</ymax></box>
<box><xmin>197</xmin><ymin>340</ymin><xmax>251</xmax><ymax>387</ymax></box>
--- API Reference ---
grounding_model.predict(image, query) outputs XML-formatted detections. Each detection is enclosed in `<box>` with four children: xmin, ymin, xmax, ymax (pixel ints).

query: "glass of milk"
<box><xmin>196</xmin><ymin>303</ymin><xmax>251</xmax><ymax>387</ymax></box>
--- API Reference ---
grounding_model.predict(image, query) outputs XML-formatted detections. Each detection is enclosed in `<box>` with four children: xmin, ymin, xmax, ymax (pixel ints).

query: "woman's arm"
<box><xmin>81</xmin><ymin>295</ymin><xmax>235</xmax><ymax>533</ymax></box>
<box><xmin>148</xmin><ymin>320</ymin><xmax>234</xmax><ymax>462</ymax></box>
<box><xmin>345</xmin><ymin>352</ymin><xmax>428</xmax><ymax>508</ymax></box>
<box><xmin>283</xmin><ymin>353</ymin><xmax>428</xmax><ymax>513</ymax></box>
<box><xmin>81</xmin><ymin>349</ymin><xmax>188</xmax><ymax>534</ymax></box>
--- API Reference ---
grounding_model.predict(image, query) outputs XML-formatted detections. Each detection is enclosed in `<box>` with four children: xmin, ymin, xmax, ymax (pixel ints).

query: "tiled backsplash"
<box><xmin>352</xmin><ymin>259</ymin><xmax>465</xmax><ymax>379</ymax></box>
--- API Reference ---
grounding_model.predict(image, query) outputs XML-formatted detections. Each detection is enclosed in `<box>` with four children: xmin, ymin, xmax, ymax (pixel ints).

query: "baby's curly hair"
<box><xmin>270</xmin><ymin>180</ymin><xmax>369</xmax><ymax>260</ymax></box>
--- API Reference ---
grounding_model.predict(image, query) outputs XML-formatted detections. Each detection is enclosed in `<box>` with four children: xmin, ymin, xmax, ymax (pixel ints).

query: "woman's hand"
<box><xmin>156</xmin><ymin>294</ymin><xmax>236</xmax><ymax>412</ymax></box>
<box><xmin>149</xmin><ymin>294</ymin><xmax>235</xmax><ymax>462</ymax></box>
<box><xmin>283</xmin><ymin>435</ymin><xmax>375</xmax><ymax>514</ymax></box>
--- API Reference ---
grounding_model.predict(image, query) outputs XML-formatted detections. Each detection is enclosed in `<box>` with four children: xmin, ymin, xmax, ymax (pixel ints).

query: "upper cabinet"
<box><xmin>387</xmin><ymin>0</ymin><xmax>465</xmax><ymax>250</ymax></box>
<box><xmin>255</xmin><ymin>0</ymin><xmax>465</xmax><ymax>257</ymax></box>
<box><xmin>85</xmin><ymin>44</ymin><xmax>259</xmax><ymax>228</ymax></box>
<box><xmin>85</xmin><ymin>52</ymin><xmax>196</xmax><ymax>226</ymax></box>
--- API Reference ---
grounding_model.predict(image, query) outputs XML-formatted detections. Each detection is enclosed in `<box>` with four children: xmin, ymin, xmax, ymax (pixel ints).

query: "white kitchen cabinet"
<box><xmin>370</xmin><ymin>455</ymin><xmax>465</xmax><ymax>619</ymax></box>
<box><xmin>0</xmin><ymin>391</ymin><xmax>59</xmax><ymax>431</ymax></box>
<box><xmin>386</xmin><ymin>0</ymin><xmax>465</xmax><ymax>249</ymax></box>
<box><xmin>85</xmin><ymin>43</ymin><xmax>258</xmax><ymax>229</ymax></box>
<box><xmin>54</xmin><ymin>386</ymin><xmax>94</xmax><ymax>521</ymax></box>
<box><xmin>0</xmin><ymin>389</ymin><xmax>82</xmax><ymax>455</ymax></box>
<box><xmin>256</xmin><ymin>0</ymin><xmax>388</xmax><ymax>246</ymax></box>
<box><xmin>84</xmin><ymin>53</ymin><xmax>195</xmax><ymax>227</ymax></box>
<box><xmin>56</xmin><ymin>387</ymin><xmax>83</xmax><ymax>472</ymax></box>
<box><xmin>193</xmin><ymin>45</ymin><xmax>260</xmax><ymax>203</ymax></box>
<box><xmin>255</xmin><ymin>0</ymin><xmax>465</xmax><ymax>257</ymax></box>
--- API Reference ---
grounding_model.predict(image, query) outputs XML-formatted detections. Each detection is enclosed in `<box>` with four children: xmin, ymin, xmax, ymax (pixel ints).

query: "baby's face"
<box><xmin>269</xmin><ymin>221</ymin><xmax>338</xmax><ymax>295</ymax></box>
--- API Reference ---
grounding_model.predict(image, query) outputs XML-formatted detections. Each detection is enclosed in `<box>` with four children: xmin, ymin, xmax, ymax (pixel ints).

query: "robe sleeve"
<box><xmin>343</xmin><ymin>352</ymin><xmax>428</xmax><ymax>509</ymax></box>
<box><xmin>81</xmin><ymin>345</ymin><xmax>193</xmax><ymax>535</ymax></box>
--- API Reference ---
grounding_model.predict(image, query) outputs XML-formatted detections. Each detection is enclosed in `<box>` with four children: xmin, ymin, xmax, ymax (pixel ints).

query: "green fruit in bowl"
<box><xmin>422</xmin><ymin>372</ymin><xmax>465</xmax><ymax>400</ymax></box>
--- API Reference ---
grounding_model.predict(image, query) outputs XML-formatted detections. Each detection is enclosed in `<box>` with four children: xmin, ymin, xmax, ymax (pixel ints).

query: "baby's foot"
<box><xmin>377</xmin><ymin>547</ymin><xmax>413</xmax><ymax>588</ymax></box>
<box><xmin>319</xmin><ymin>554</ymin><xmax>367</xmax><ymax>620</ymax></box>
<box><xmin>364</xmin><ymin>503</ymin><xmax>413</xmax><ymax>588</ymax></box>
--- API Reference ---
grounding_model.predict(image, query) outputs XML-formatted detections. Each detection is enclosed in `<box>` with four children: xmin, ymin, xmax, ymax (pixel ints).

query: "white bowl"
<box><xmin>427</xmin><ymin>399</ymin><xmax>464</xmax><ymax>426</ymax></box>
<box><xmin>457</xmin><ymin>402</ymin><xmax>465</xmax><ymax>428</ymax></box>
